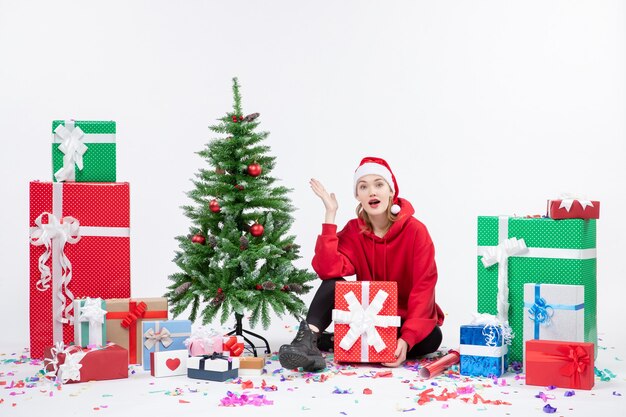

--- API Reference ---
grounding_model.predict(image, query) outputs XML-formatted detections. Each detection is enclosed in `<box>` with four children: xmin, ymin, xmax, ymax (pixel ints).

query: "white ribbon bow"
<box><xmin>332</xmin><ymin>290</ymin><xmax>401</xmax><ymax>353</ymax></box>
<box><xmin>470</xmin><ymin>312</ymin><xmax>513</xmax><ymax>347</ymax></box>
<box><xmin>29</xmin><ymin>212</ymin><xmax>81</xmax><ymax>324</ymax></box>
<box><xmin>144</xmin><ymin>328</ymin><xmax>173</xmax><ymax>350</ymax></box>
<box><xmin>76</xmin><ymin>298</ymin><xmax>107</xmax><ymax>345</ymax></box>
<box><xmin>54</xmin><ymin>122</ymin><xmax>88</xmax><ymax>182</ymax></box>
<box><xmin>44</xmin><ymin>342</ymin><xmax>86</xmax><ymax>384</ymax></box>
<box><xmin>557</xmin><ymin>193</ymin><xmax>594</xmax><ymax>212</ymax></box>
<box><xmin>480</xmin><ymin>237</ymin><xmax>528</xmax><ymax>323</ymax></box>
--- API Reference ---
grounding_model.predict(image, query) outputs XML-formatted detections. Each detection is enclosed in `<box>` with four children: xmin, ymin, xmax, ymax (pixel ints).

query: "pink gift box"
<box><xmin>187</xmin><ymin>336</ymin><xmax>223</xmax><ymax>356</ymax></box>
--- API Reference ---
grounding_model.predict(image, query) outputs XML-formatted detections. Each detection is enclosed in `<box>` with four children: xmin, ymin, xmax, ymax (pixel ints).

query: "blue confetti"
<box><xmin>543</xmin><ymin>404</ymin><xmax>557</xmax><ymax>414</ymax></box>
<box><xmin>613</xmin><ymin>391</ymin><xmax>622</xmax><ymax>397</ymax></box>
<box><xmin>564</xmin><ymin>390</ymin><xmax>575</xmax><ymax>397</ymax></box>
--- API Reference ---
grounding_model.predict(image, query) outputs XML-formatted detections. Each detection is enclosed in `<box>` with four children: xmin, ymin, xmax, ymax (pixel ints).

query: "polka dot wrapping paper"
<box><xmin>29</xmin><ymin>181</ymin><xmax>131</xmax><ymax>359</ymax></box>
<box><xmin>333</xmin><ymin>281</ymin><xmax>400</xmax><ymax>363</ymax></box>
<box><xmin>51</xmin><ymin>120</ymin><xmax>116</xmax><ymax>182</ymax></box>
<box><xmin>476</xmin><ymin>216</ymin><xmax>597</xmax><ymax>364</ymax></box>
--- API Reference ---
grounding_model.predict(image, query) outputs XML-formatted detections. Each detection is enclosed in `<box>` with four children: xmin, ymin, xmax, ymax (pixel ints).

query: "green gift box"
<box><xmin>477</xmin><ymin>216</ymin><xmax>596</xmax><ymax>363</ymax></box>
<box><xmin>73</xmin><ymin>298</ymin><xmax>107</xmax><ymax>348</ymax></box>
<box><xmin>52</xmin><ymin>120</ymin><xmax>116</xmax><ymax>182</ymax></box>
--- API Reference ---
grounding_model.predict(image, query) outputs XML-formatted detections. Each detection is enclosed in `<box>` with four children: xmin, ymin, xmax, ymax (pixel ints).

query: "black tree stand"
<box><xmin>225</xmin><ymin>313</ymin><xmax>271</xmax><ymax>357</ymax></box>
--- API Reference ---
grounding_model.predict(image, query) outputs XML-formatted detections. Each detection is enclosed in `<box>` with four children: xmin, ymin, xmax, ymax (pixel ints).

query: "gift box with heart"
<box><xmin>150</xmin><ymin>349</ymin><xmax>188</xmax><ymax>377</ymax></box>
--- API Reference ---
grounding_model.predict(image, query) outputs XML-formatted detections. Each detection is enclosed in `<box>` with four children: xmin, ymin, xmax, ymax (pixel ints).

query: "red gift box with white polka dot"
<box><xmin>29</xmin><ymin>181</ymin><xmax>131</xmax><ymax>359</ymax></box>
<box><xmin>333</xmin><ymin>281</ymin><xmax>399</xmax><ymax>363</ymax></box>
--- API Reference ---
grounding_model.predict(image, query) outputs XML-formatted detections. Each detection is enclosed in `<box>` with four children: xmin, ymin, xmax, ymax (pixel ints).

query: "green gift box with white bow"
<box><xmin>73</xmin><ymin>298</ymin><xmax>107</xmax><ymax>348</ymax></box>
<box><xmin>52</xmin><ymin>120</ymin><xmax>116</xmax><ymax>182</ymax></box>
<box><xmin>477</xmin><ymin>216</ymin><xmax>597</xmax><ymax>363</ymax></box>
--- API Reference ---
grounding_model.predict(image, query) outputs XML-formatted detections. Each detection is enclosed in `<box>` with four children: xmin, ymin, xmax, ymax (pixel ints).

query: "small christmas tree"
<box><xmin>166</xmin><ymin>77</ymin><xmax>316</xmax><ymax>330</ymax></box>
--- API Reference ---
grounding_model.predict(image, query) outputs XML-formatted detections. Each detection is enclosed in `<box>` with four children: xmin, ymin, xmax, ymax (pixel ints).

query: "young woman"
<box><xmin>279</xmin><ymin>157</ymin><xmax>445</xmax><ymax>372</ymax></box>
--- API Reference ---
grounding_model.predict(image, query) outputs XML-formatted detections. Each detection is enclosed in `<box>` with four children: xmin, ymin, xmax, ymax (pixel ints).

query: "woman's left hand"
<box><xmin>381</xmin><ymin>338</ymin><xmax>408</xmax><ymax>367</ymax></box>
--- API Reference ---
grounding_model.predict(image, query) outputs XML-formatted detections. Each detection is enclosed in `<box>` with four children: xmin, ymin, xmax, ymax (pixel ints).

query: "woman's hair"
<box><xmin>355</xmin><ymin>195</ymin><xmax>398</xmax><ymax>233</ymax></box>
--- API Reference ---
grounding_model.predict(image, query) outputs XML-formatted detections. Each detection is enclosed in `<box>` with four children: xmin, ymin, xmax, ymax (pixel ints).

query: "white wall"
<box><xmin>1</xmin><ymin>1</ymin><xmax>624</xmax><ymax>351</ymax></box>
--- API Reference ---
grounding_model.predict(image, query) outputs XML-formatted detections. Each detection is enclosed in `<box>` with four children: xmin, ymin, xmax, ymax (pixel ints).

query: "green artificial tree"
<box><xmin>166</xmin><ymin>78</ymin><xmax>316</xmax><ymax>347</ymax></box>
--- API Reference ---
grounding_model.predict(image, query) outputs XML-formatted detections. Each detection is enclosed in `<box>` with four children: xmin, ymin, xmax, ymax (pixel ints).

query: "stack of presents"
<box><xmin>329</xmin><ymin>196</ymin><xmax>599</xmax><ymax>391</ymax></box>
<box><xmin>29</xmin><ymin>120</ymin><xmax>265</xmax><ymax>384</ymax></box>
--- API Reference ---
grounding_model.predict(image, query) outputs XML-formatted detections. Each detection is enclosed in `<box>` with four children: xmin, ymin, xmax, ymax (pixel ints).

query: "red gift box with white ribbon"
<box><xmin>547</xmin><ymin>196</ymin><xmax>600</xmax><ymax>220</ymax></box>
<box><xmin>29</xmin><ymin>181</ymin><xmax>131</xmax><ymax>359</ymax></box>
<box><xmin>332</xmin><ymin>281</ymin><xmax>400</xmax><ymax>363</ymax></box>
<box><xmin>44</xmin><ymin>342</ymin><xmax>128</xmax><ymax>383</ymax></box>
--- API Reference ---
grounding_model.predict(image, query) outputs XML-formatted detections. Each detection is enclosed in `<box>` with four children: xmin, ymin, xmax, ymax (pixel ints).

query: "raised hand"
<box><xmin>310</xmin><ymin>178</ymin><xmax>338</xmax><ymax>224</ymax></box>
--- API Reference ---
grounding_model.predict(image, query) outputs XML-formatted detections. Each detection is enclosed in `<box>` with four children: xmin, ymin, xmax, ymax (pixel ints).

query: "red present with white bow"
<box><xmin>222</xmin><ymin>336</ymin><xmax>245</xmax><ymax>357</ymax></box>
<box><xmin>43</xmin><ymin>342</ymin><xmax>128</xmax><ymax>384</ymax></box>
<box><xmin>547</xmin><ymin>195</ymin><xmax>600</xmax><ymax>220</ymax></box>
<box><xmin>150</xmin><ymin>349</ymin><xmax>188</xmax><ymax>377</ymax></box>
<box><xmin>525</xmin><ymin>339</ymin><xmax>594</xmax><ymax>390</ymax></box>
<box><xmin>332</xmin><ymin>281</ymin><xmax>401</xmax><ymax>363</ymax></box>
<box><xmin>29</xmin><ymin>181</ymin><xmax>131</xmax><ymax>359</ymax></box>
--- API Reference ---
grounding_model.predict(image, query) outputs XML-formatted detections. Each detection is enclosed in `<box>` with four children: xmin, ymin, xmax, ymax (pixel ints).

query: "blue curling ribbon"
<box><xmin>528</xmin><ymin>285</ymin><xmax>555</xmax><ymax>339</ymax></box>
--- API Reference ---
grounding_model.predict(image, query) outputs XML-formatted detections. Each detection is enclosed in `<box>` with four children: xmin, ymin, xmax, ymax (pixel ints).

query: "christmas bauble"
<box><xmin>255</xmin><ymin>284</ymin><xmax>263</xmax><ymax>290</ymax></box>
<box><xmin>191</xmin><ymin>234</ymin><xmax>205</xmax><ymax>245</ymax></box>
<box><xmin>247</xmin><ymin>162</ymin><xmax>262</xmax><ymax>177</ymax></box>
<box><xmin>235</xmin><ymin>184</ymin><xmax>244</xmax><ymax>191</ymax></box>
<box><xmin>209</xmin><ymin>199</ymin><xmax>221</xmax><ymax>213</ymax></box>
<box><xmin>250</xmin><ymin>223</ymin><xmax>264</xmax><ymax>237</ymax></box>
<box><xmin>232</xmin><ymin>116</ymin><xmax>239</xmax><ymax>122</ymax></box>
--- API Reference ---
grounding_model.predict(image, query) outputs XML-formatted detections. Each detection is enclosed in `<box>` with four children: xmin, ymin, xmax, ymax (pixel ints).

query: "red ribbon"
<box><xmin>527</xmin><ymin>344</ymin><xmax>590</xmax><ymax>389</ymax></box>
<box><xmin>120</xmin><ymin>301</ymin><xmax>147</xmax><ymax>328</ymax></box>
<box><xmin>223</xmin><ymin>336</ymin><xmax>244</xmax><ymax>357</ymax></box>
<box><xmin>106</xmin><ymin>300</ymin><xmax>167</xmax><ymax>364</ymax></box>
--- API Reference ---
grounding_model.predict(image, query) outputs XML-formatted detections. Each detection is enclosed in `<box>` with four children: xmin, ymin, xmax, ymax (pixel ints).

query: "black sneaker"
<box><xmin>317</xmin><ymin>331</ymin><xmax>334</xmax><ymax>352</ymax></box>
<box><xmin>279</xmin><ymin>321</ymin><xmax>326</xmax><ymax>372</ymax></box>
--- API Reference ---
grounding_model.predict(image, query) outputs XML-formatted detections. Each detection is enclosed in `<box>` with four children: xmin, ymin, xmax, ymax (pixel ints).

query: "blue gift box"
<box><xmin>141</xmin><ymin>320</ymin><xmax>191</xmax><ymax>370</ymax></box>
<box><xmin>460</xmin><ymin>324</ymin><xmax>508</xmax><ymax>377</ymax></box>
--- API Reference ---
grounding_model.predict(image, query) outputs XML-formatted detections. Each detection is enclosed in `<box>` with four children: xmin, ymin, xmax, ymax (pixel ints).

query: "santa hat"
<box><xmin>353</xmin><ymin>156</ymin><xmax>401</xmax><ymax>215</ymax></box>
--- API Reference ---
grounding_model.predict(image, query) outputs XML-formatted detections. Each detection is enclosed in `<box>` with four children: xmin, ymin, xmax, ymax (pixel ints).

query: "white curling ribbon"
<box><xmin>76</xmin><ymin>298</ymin><xmax>107</xmax><ymax>346</ymax></box>
<box><xmin>29</xmin><ymin>212</ymin><xmax>81</xmax><ymax>324</ymax></box>
<box><xmin>480</xmin><ymin>237</ymin><xmax>527</xmax><ymax>324</ymax></box>
<box><xmin>54</xmin><ymin>122</ymin><xmax>88</xmax><ymax>182</ymax></box>
<box><xmin>557</xmin><ymin>193</ymin><xmax>594</xmax><ymax>212</ymax></box>
<box><xmin>144</xmin><ymin>327</ymin><xmax>173</xmax><ymax>350</ymax></box>
<box><xmin>332</xmin><ymin>290</ymin><xmax>401</xmax><ymax>353</ymax></box>
<box><xmin>44</xmin><ymin>342</ymin><xmax>87</xmax><ymax>384</ymax></box>
<box><xmin>470</xmin><ymin>312</ymin><xmax>513</xmax><ymax>347</ymax></box>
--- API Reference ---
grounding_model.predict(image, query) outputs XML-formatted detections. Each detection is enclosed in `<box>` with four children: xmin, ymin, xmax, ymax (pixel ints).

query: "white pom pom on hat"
<box><xmin>353</xmin><ymin>156</ymin><xmax>401</xmax><ymax>215</ymax></box>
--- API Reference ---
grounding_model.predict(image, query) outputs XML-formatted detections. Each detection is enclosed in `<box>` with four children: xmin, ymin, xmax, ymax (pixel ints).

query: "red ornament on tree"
<box><xmin>191</xmin><ymin>234</ymin><xmax>206</xmax><ymax>245</ymax></box>
<box><xmin>217</xmin><ymin>288</ymin><xmax>223</xmax><ymax>294</ymax></box>
<box><xmin>232</xmin><ymin>116</ymin><xmax>239</xmax><ymax>122</ymax></box>
<box><xmin>255</xmin><ymin>284</ymin><xmax>263</xmax><ymax>290</ymax></box>
<box><xmin>281</xmin><ymin>285</ymin><xmax>289</xmax><ymax>292</ymax></box>
<box><xmin>209</xmin><ymin>199</ymin><xmax>221</xmax><ymax>213</ymax></box>
<box><xmin>235</xmin><ymin>184</ymin><xmax>244</xmax><ymax>191</ymax></box>
<box><xmin>250</xmin><ymin>222</ymin><xmax>264</xmax><ymax>237</ymax></box>
<box><xmin>247</xmin><ymin>162</ymin><xmax>262</xmax><ymax>177</ymax></box>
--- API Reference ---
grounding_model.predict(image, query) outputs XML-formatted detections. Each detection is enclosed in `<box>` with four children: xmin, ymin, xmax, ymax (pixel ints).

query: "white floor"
<box><xmin>1</xmin><ymin>324</ymin><xmax>623</xmax><ymax>417</ymax></box>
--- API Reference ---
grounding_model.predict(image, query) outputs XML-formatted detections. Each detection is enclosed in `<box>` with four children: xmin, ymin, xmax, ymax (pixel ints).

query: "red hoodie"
<box><xmin>311</xmin><ymin>198</ymin><xmax>444</xmax><ymax>349</ymax></box>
